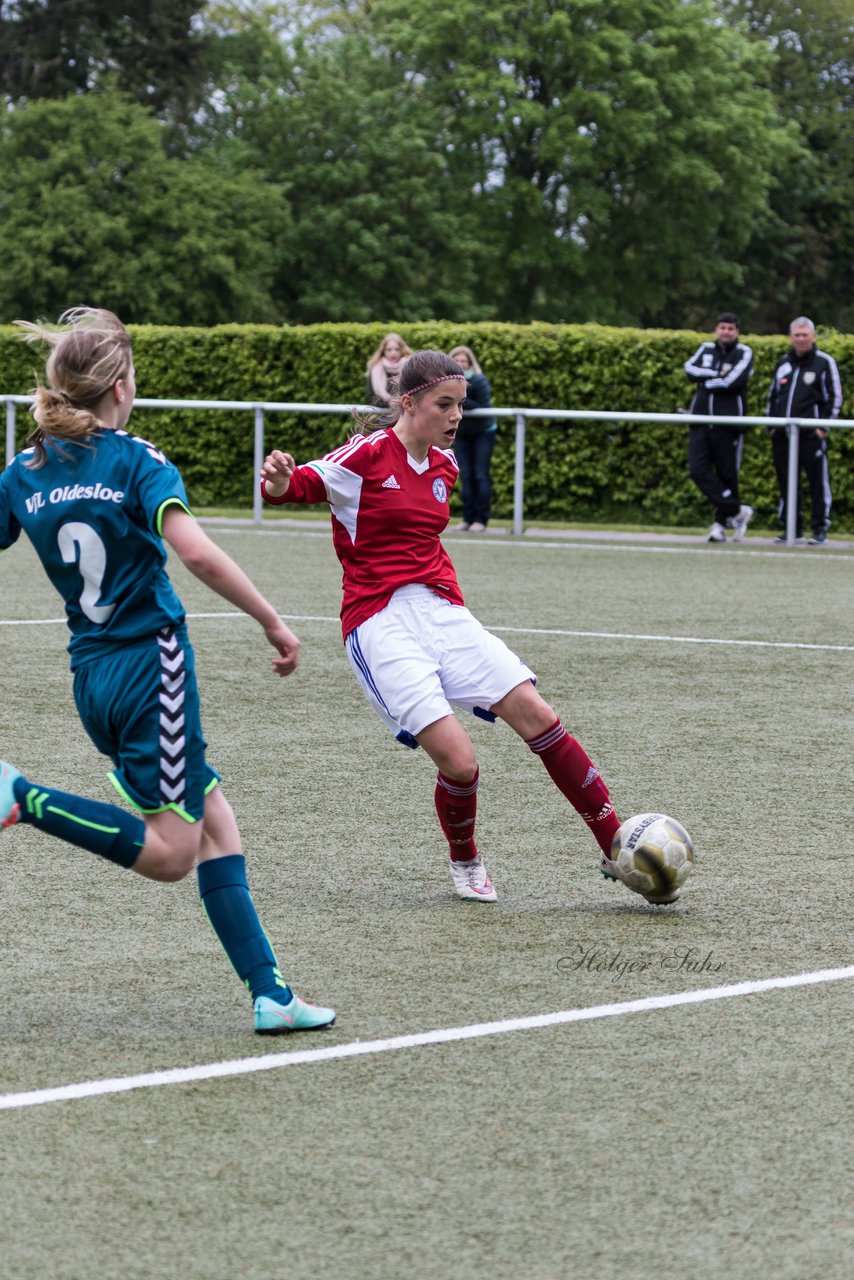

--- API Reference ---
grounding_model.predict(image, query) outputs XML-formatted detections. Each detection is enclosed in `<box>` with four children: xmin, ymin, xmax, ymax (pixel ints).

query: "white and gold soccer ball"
<box><xmin>608</xmin><ymin>813</ymin><xmax>694</xmax><ymax>904</ymax></box>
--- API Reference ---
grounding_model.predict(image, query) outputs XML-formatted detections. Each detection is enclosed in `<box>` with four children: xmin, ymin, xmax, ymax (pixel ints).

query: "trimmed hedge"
<box><xmin>2</xmin><ymin>321</ymin><xmax>852</xmax><ymax>528</ymax></box>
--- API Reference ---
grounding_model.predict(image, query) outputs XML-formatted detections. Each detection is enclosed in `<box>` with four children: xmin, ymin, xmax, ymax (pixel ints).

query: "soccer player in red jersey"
<box><xmin>261</xmin><ymin>349</ymin><xmax>625</xmax><ymax>902</ymax></box>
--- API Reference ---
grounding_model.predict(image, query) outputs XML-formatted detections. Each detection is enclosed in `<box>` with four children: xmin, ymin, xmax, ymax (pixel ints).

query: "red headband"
<box><xmin>402</xmin><ymin>372</ymin><xmax>465</xmax><ymax>400</ymax></box>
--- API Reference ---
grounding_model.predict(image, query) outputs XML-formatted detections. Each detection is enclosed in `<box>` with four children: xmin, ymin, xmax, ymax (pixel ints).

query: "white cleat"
<box><xmin>450</xmin><ymin>854</ymin><xmax>497</xmax><ymax>902</ymax></box>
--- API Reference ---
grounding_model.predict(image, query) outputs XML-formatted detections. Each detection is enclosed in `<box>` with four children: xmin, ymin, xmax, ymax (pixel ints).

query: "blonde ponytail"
<box><xmin>15</xmin><ymin>308</ymin><xmax>132</xmax><ymax>468</ymax></box>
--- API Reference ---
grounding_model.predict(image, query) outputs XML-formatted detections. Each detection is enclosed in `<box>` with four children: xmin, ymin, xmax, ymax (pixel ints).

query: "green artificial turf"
<box><xmin>1</xmin><ymin>528</ymin><xmax>851</xmax><ymax>1280</ymax></box>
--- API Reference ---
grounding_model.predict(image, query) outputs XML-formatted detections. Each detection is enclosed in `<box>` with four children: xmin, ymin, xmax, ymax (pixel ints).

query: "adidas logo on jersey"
<box><xmin>381</xmin><ymin>474</ymin><xmax>401</xmax><ymax>490</ymax></box>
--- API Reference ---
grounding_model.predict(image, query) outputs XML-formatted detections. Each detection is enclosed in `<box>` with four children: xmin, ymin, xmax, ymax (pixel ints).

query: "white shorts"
<box><xmin>345</xmin><ymin>585</ymin><xmax>536</xmax><ymax>747</ymax></box>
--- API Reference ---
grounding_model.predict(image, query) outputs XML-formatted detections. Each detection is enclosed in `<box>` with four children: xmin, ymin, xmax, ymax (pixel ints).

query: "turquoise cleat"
<box><xmin>254</xmin><ymin>993</ymin><xmax>336</xmax><ymax>1035</ymax></box>
<box><xmin>0</xmin><ymin>760</ymin><xmax>22</xmax><ymax>830</ymax></box>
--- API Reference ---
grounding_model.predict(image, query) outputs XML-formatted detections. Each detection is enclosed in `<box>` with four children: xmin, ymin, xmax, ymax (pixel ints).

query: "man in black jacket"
<box><xmin>767</xmin><ymin>316</ymin><xmax>843</xmax><ymax>545</ymax></box>
<box><xmin>684</xmin><ymin>312</ymin><xmax>754</xmax><ymax>543</ymax></box>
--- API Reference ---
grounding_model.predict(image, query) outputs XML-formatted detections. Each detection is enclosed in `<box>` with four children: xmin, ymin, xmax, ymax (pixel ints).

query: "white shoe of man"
<box><xmin>707</xmin><ymin>522</ymin><xmax>727</xmax><ymax>543</ymax></box>
<box><xmin>729</xmin><ymin>505</ymin><xmax>753</xmax><ymax>543</ymax></box>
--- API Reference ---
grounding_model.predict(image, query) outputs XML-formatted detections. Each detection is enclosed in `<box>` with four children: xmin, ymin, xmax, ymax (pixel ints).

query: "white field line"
<box><xmin>490</xmin><ymin>626</ymin><xmax>854</xmax><ymax>652</ymax></box>
<box><xmin>462</xmin><ymin>539</ymin><xmax>854</xmax><ymax>562</ymax></box>
<box><xmin>212</xmin><ymin>526</ymin><xmax>854</xmax><ymax>562</ymax></box>
<box><xmin>3</xmin><ymin>611</ymin><xmax>853</xmax><ymax>654</ymax></box>
<box><xmin>1</xmin><ymin>966</ymin><xmax>851</xmax><ymax>1112</ymax></box>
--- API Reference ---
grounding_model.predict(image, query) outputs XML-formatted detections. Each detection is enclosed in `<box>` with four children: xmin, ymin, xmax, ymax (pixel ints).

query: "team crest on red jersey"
<box><xmin>432</xmin><ymin>478</ymin><xmax>448</xmax><ymax>504</ymax></box>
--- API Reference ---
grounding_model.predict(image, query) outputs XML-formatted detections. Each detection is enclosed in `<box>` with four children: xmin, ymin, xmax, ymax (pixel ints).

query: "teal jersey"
<box><xmin>0</xmin><ymin>428</ymin><xmax>191</xmax><ymax>667</ymax></box>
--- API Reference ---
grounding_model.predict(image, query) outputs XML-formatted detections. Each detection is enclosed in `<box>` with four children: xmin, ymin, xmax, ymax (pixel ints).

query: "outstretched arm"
<box><xmin>160</xmin><ymin>505</ymin><xmax>300</xmax><ymax>677</ymax></box>
<box><xmin>260</xmin><ymin>450</ymin><xmax>296</xmax><ymax>500</ymax></box>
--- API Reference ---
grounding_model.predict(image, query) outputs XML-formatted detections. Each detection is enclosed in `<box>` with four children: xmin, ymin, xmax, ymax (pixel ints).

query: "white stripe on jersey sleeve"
<box><xmin>309</xmin><ymin>459</ymin><xmax>364</xmax><ymax>544</ymax></box>
<box><xmin>324</xmin><ymin>431</ymin><xmax>385</xmax><ymax>465</ymax></box>
<box><xmin>433</xmin><ymin>445</ymin><xmax>459</xmax><ymax>472</ymax></box>
<box><xmin>324</xmin><ymin>436</ymin><xmax>366</xmax><ymax>464</ymax></box>
<box><xmin>305</xmin><ymin>432</ymin><xmax>388</xmax><ymax>544</ymax></box>
<box><xmin>816</xmin><ymin>350</ymin><xmax>844</xmax><ymax>418</ymax></box>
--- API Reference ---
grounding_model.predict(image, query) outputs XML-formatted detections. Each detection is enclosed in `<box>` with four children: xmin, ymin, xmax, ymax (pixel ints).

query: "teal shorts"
<box><xmin>73</xmin><ymin>624</ymin><xmax>220</xmax><ymax>822</ymax></box>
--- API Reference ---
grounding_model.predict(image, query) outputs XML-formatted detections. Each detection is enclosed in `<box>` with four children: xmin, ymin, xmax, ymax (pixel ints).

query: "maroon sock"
<box><xmin>526</xmin><ymin>720</ymin><xmax>621</xmax><ymax>855</ymax></box>
<box><xmin>435</xmin><ymin>768</ymin><xmax>479</xmax><ymax>861</ymax></box>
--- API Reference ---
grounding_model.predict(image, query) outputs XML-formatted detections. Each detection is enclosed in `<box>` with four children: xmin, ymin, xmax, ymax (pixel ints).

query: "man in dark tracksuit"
<box><xmin>767</xmin><ymin>316</ymin><xmax>843</xmax><ymax>545</ymax></box>
<box><xmin>684</xmin><ymin>312</ymin><xmax>754</xmax><ymax>543</ymax></box>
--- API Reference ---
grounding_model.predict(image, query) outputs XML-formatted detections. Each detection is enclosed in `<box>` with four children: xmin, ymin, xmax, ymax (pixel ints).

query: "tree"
<box><xmin>0</xmin><ymin>92</ymin><xmax>291</xmax><ymax>323</ymax></box>
<box><xmin>192</xmin><ymin>8</ymin><xmax>486</xmax><ymax>321</ymax></box>
<box><xmin>0</xmin><ymin>0</ymin><xmax>211</xmax><ymax>116</ymax></box>
<box><xmin>0</xmin><ymin>2</ymin><xmax>820</xmax><ymax>328</ymax></box>
<box><xmin>718</xmin><ymin>0</ymin><xmax>854</xmax><ymax>330</ymax></box>
<box><xmin>193</xmin><ymin>0</ymin><xmax>799</xmax><ymax>326</ymax></box>
<box><xmin>356</xmin><ymin>0</ymin><xmax>798</xmax><ymax>326</ymax></box>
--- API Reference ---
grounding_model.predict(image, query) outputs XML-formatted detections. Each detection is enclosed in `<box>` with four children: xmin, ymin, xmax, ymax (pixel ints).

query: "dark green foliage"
<box><xmin>189</xmin><ymin>20</ymin><xmax>486</xmax><ymax>323</ymax></box>
<box><xmin>0</xmin><ymin>0</ymin><xmax>210</xmax><ymax>115</ymax></box>
<box><xmin>1</xmin><ymin>4</ymin><xmax>851</xmax><ymax>331</ymax></box>
<box><xmin>2</xmin><ymin>321</ymin><xmax>851</xmax><ymax>525</ymax></box>
<box><xmin>366</xmin><ymin>0</ymin><xmax>796</xmax><ymax>327</ymax></box>
<box><xmin>187</xmin><ymin>0</ymin><xmax>799</xmax><ymax>328</ymax></box>
<box><xmin>0</xmin><ymin>94</ymin><xmax>289</xmax><ymax>326</ymax></box>
<box><xmin>718</xmin><ymin>0</ymin><xmax>854</xmax><ymax>332</ymax></box>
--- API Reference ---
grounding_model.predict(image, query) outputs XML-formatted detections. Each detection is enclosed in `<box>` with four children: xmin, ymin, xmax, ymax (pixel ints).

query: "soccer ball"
<box><xmin>609</xmin><ymin>813</ymin><xmax>694</xmax><ymax>903</ymax></box>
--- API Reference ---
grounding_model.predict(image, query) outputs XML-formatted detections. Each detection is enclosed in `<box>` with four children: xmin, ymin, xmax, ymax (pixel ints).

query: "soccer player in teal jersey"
<box><xmin>0</xmin><ymin>308</ymin><xmax>334</xmax><ymax>1034</ymax></box>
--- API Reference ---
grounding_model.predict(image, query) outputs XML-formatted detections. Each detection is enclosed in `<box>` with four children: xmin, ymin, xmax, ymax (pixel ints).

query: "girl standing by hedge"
<box><xmin>365</xmin><ymin>331</ymin><xmax>413</xmax><ymax>406</ymax></box>
<box><xmin>0</xmin><ymin>307</ymin><xmax>335</xmax><ymax>1034</ymax></box>
<box><xmin>448</xmin><ymin>344</ymin><xmax>497</xmax><ymax>532</ymax></box>
<box><xmin>261</xmin><ymin>348</ymin><xmax>660</xmax><ymax>903</ymax></box>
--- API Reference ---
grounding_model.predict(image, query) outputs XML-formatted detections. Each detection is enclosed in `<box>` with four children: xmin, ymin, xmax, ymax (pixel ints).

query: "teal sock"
<box><xmin>197</xmin><ymin>854</ymin><xmax>293</xmax><ymax>1004</ymax></box>
<box><xmin>12</xmin><ymin>775</ymin><xmax>144</xmax><ymax>868</ymax></box>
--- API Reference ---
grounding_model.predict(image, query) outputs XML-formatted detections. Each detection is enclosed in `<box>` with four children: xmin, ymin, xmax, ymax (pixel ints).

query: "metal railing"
<box><xmin>4</xmin><ymin>394</ymin><xmax>852</xmax><ymax>543</ymax></box>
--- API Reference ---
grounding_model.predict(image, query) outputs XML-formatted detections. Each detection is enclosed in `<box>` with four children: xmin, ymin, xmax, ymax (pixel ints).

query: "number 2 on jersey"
<box><xmin>57</xmin><ymin>521</ymin><xmax>116</xmax><ymax>624</ymax></box>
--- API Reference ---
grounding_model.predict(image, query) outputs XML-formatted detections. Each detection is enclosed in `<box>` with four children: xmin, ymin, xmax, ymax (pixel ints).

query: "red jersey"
<box><xmin>262</xmin><ymin>429</ymin><xmax>465</xmax><ymax>636</ymax></box>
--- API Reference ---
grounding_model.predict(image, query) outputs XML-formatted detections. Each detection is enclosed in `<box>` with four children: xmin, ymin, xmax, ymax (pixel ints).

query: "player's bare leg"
<box><xmin>133</xmin><ymin>807</ymin><xmax>203</xmax><ymax>880</ymax></box>
<box><xmin>0</xmin><ymin>763</ymin><xmax>334</xmax><ymax>1030</ymax></box>
<box><xmin>417</xmin><ymin>714</ymin><xmax>477</xmax><ymax>780</ymax></box>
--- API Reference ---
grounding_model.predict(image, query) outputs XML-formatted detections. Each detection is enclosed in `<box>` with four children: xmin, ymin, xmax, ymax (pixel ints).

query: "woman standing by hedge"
<box><xmin>365</xmin><ymin>331</ymin><xmax>413</xmax><ymax>407</ymax></box>
<box><xmin>0</xmin><ymin>307</ymin><xmax>335</xmax><ymax>1034</ymax></box>
<box><xmin>448</xmin><ymin>344</ymin><xmax>497</xmax><ymax>532</ymax></box>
